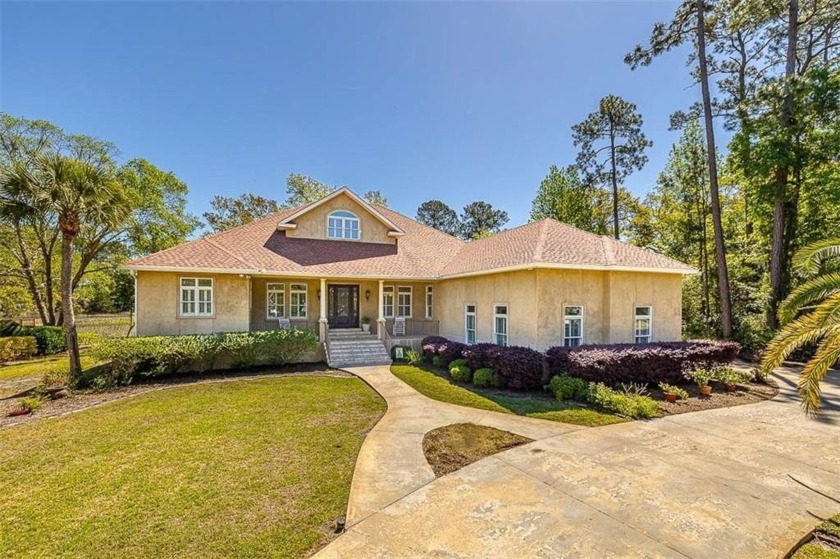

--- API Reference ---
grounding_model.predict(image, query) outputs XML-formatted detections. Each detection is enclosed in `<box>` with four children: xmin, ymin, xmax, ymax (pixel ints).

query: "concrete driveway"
<box><xmin>318</xmin><ymin>368</ymin><xmax>840</xmax><ymax>558</ymax></box>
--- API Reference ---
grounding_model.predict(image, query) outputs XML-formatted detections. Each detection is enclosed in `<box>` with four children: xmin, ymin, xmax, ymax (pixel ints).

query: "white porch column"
<box><xmin>318</xmin><ymin>278</ymin><xmax>328</xmax><ymax>341</ymax></box>
<box><xmin>377</xmin><ymin>279</ymin><xmax>386</xmax><ymax>340</ymax></box>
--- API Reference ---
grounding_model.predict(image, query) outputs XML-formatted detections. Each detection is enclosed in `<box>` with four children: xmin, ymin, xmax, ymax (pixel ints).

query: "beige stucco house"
<box><xmin>125</xmin><ymin>188</ymin><xmax>695</xmax><ymax>365</ymax></box>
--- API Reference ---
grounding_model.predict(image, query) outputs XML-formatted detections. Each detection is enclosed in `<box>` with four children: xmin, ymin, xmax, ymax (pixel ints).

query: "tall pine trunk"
<box><xmin>609</xmin><ymin>125</ymin><xmax>620</xmax><ymax>240</ymax></box>
<box><xmin>697</xmin><ymin>0</ymin><xmax>733</xmax><ymax>338</ymax></box>
<box><xmin>768</xmin><ymin>0</ymin><xmax>799</xmax><ymax>330</ymax></box>
<box><xmin>59</xmin><ymin>216</ymin><xmax>82</xmax><ymax>380</ymax></box>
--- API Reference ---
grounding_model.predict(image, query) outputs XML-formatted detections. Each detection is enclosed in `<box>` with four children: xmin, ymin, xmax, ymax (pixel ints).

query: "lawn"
<box><xmin>0</xmin><ymin>375</ymin><xmax>385</xmax><ymax>558</ymax></box>
<box><xmin>391</xmin><ymin>364</ymin><xmax>625</xmax><ymax>427</ymax></box>
<box><xmin>0</xmin><ymin>353</ymin><xmax>95</xmax><ymax>382</ymax></box>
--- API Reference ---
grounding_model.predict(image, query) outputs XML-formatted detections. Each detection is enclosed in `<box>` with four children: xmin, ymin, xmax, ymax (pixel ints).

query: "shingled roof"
<box><xmin>126</xmin><ymin>198</ymin><xmax>695</xmax><ymax>278</ymax></box>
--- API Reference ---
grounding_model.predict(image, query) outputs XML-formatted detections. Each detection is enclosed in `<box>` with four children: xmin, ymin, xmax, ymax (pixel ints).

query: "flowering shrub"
<box><xmin>490</xmin><ymin>345</ymin><xmax>546</xmax><ymax>390</ymax></box>
<box><xmin>421</xmin><ymin>336</ymin><xmax>448</xmax><ymax>360</ymax></box>
<box><xmin>546</xmin><ymin>340</ymin><xmax>740</xmax><ymax>385</ymax></box>
<box><xmin>438</xmin><ymin>341</ymin><xmax>466</xmax><ymax>366</ymax></box>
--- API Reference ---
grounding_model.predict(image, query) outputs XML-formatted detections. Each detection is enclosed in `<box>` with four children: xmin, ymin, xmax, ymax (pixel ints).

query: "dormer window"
<box><xmin>328</xmin><ymin>210</ymin><xmax>360</xmax><ymax>240</ymax></box>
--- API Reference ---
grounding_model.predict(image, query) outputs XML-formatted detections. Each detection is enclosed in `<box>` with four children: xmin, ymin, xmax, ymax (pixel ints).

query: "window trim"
<box><xmin>397</xmin><ymin>286</ymin><xmax>412</xmax><ymax>318</ymax></box>
<box><xmin>326</xmin><ymin>210</ymin><xmax>361</xmax><ymax>241</ymax></box>
<box><xmin>634</xmin><ymin>305</ymin><xmax>653</xmax><ymax>344</ymax></box>
<box><xmin>425</xmin><ymin>285</ymin><xmax>433</xmax><ymax>319</ymax></box>
<box><xmin>563</xmin><ymin>305</ymin><xmax>584</xmax><ymax>347</ymax></box>
<box><xmin>383</xmin><ymin>285</ymin><xmax>395</xmax><ymax>318</ymax></box>
<box><xmin>179</xmin><ymin>277</ymin><xmax>214</xmax><ymax>318</ymax></box>
<box><xmin>464</xmin><ymin>303</ymin><xmax>477</xmax><ymax>345</ymax></box>
<box><xmin>289</xmin><ymin>283</ymin><xmax>308</xmax><ymax>320</ymax></box>
<box><xmin>493</xmin><ymin>303</ymin><xmax>509</xmax><ymax>347</ymax></box>
<box><xmin>266</xmin><ymin>282</ymin><xmax>286</xmax><ymax>320</ymax></box>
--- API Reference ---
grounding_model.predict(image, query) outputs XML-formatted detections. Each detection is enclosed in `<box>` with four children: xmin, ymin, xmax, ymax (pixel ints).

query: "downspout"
<box><xmin>132</xmin><ymin>270</ymin><xmax>138</xmax><ymax>337</ymax></box>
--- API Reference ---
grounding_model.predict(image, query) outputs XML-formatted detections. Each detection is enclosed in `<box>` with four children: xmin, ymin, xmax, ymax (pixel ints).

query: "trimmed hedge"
<box><xmin>420</xmin><ymin>336</ymin><xmax>465</xmax><ymax>366</ymax></box>
<box><xmin>490</xmin><ymin>345</ymin><xmax>546</xmax><ymax>391</ymax></box>
<box><xmin>546</xmin><ymin>340</ymin><xmax>740</xmax><ymax>385</ymax></box>
<box><xmin>1</xmin><ymin>323</ymin><xmax>67</xmax><ymax>355</ymax></box>
<box><xmin>85</xmin><ymin>330</ymin><xmax>318</xmax><ymax>388</ymax></box>
<box><xmin>461</xmin><ymin>343</ymin><xmax>499</xmax><ymax>371</ymax></box>
<box><xmin>473</xmin><ymin>367</ymin><xmax>502</xmax><ymax>388</ymax></box>
<box><xmin>0</xmin><ymin>336</ymin><xmax>37</xmax><ymax>362</ymax></box>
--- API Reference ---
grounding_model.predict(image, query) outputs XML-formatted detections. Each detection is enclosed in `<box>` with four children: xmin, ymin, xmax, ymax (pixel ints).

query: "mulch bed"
<box><xmin>0</xmin><ymin>363</ymin><xmax>350</xmax><ymax>430</ymax></box>
<box><xmin>653</xmin><ymin>380</ymin><xmax>779</xmax><ymax>415</ymax></box>
<box><xmin>422</xmin><ymin>422</ymin><xmax>533</xmax><ymax>477</ymax></box>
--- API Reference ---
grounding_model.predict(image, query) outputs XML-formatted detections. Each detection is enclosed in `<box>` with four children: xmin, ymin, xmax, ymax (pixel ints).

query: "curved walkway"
<box><xmin>318</xmin><ymin>366</ymin><xmax>840</xmax><ymax>558</ymax></box>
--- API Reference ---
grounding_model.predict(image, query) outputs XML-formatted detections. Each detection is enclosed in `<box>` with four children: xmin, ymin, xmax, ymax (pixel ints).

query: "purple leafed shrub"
<box><xmin>421</xmin><ymin>336</ymin><xmax>448</xmax><ymax>359</ymax></box>
<box><xmin>438</xmin><ymin>341</ymin><xmax>466</xmax><ymax>365</ymax></box>
<box><xmin>490</xmin><ymin>345</ymin><xmax>546</xmax><ymax>391</ymax></box>
<box><xmin>546</xmin><ymin>340</ymin><xmax>741</xmax><ymax>385</ymax></box>
<box><xmin>461</xmin><ymin>343</ymin><xmax>499</xmax><ymax>370</ymax></box>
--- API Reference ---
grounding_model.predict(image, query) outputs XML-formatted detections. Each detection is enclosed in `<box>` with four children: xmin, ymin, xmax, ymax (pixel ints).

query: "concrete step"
<box><xmin>326</xmin><ymin>335</ymin><xmax>391</xmax><ymax>368</ymax></box>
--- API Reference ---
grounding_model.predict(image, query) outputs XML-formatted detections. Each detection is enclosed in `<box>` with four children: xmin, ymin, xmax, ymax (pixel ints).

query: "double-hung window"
<box><xmin>464</xmin><ymin>304</ymin><xmax>477</xmax><ymax>344</ymax></box>
<box><xmin>634</xmin><ymin>306</ymin><xmax>653</xmax><ymax>343</ymax></box>
<box><xmin>425</xmin><ymin>285</ymin><xmax>433</xmax><ymax>319</ymax></box>
<box><xmin>494</xmin><ymin>304</ymin><xmax>509</xmax><ymax>347</ymax></box>
<box><xmin>180</xmin><ymin>278</ymin><xmax>213</xmax><ymax>317</ymax></box>
<box><xmin>383</xmin><ymin>286</ymin><xmax>395</xmax><ymax>318</ymax></box>
<box><xmin>266</xmin><ymin>283</ymin><xmax>285</xmax><ymax>318</ymax></box>
<box><xmin>397</xmin><ymin>286</ymin><xmax>412</xmax><ymax>318</ymax></box>
<box><xmin>327</xmin><ymin>210</ymin><xmax>360</xmax><ymax>240</ymax></box>
<box><xmin>563</xmin><ymin>306</ymin><xmax>584</xmax><ymax>346</ymax></box>
<box><xmin>290</xmin><ymin>283</ymin><xmax>308</xmax><ymax>319</ymax></box>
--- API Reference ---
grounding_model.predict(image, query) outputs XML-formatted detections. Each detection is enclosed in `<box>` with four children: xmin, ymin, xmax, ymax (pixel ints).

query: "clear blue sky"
<box><xmin>1</xmin><ymin>1</ymin><xmax>703</xmax><ymax>229</ymax></box>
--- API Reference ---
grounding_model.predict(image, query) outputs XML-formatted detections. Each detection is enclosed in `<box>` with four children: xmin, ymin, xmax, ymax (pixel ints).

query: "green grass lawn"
<box><xmin>792</xmin><ymin>513</ymin><xmax>840</xmax><ymax>559</ymax></box>
<box><xmin>0</xmin><ymin>353</ymin><xmax>95</xmax><ymax>382</ymax></box>
<box><xmin>0</xmin><ymin>375</ymin><xmax>385</xmax><ymax>558</ymax></box>
<box><xmin>391</xmin><ymin>364</ymin><xmax>625</xmax><ymax>427</ymax></box>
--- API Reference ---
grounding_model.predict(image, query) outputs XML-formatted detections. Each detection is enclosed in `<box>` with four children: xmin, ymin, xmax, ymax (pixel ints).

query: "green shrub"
<box><xmin>432</xmin><ymin>355</ymin><xmax>444</xmax><ymax>369</ymax></box>
<box><xmin>448</xmin><ymin>359</ymin><xmax>472</xmax><ymax>382</ymax></box>
<box><xmin>19</xmin><ymin>326</ymin><xmax>66</xmax><ymax>355</ymax></box>
<box><xmin>472</xmin><ymin>368</ymin><xmax>502</xmax><ymax>388</ymax></box>
<box><xmin>0</xmin><ymin>336</ymin><xmax>37</xmax><ymax>362</ymax></box>
<box><xmin>587</xmin><ymin>382</ymin><xmax>660</xmax><ymax>419</ymax></box>
<box><xmin>85</xmin><ymin>330</ymin><xmax>318</xmax><ymax>388</ymax></box>
<box><xmin>715</xmin><ymin>366</ymin><xmax>754</xmax><ymax>385</ymax></box>
<box><xmin>405</xmin><ymin>349</ymin><xmax>422</xmax><ymax>365</ymax></box>
<box><xmin>78</xmin><ymin>332</ymin><xmax>104</xmax><ymax>348</ymax></box>
<box><xmin>19</xmin><ymin>395</ymin><xmax>44</xmax><ymax>413</ymax></box>
<box><xmin>0</xmin><ymin>320</ymin><xmax>21</xmax><ymax>336</ymax></box>
<box><xmin>546</xmin><ymin>374</ymin><xmax>589</xmax><ymax>401</ymax></box>
<box><xmin>658</xmin><ymin>382</ymin><xmax>689</xmax><ymax>401</ymax></box>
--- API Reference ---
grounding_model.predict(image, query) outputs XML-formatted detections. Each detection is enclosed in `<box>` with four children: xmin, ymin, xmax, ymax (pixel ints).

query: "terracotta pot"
<box><xmin>699</xmin><ymin>385</ymin><xmax>712</xmax><ymax>396</ymax></box>
<box><xmin>664</xmin><ymin>393</ymin><xmax>677</xmax><ymax>403</ymax></box>
<box><xmin>7</xmin><ymin>407</ymin><xmax>31</xmax><ymax>417</ymax></box>
<box><xmin>725</xmin><ymin>383</ymin><xmax>736</xmax><ymax>392</ymax></box>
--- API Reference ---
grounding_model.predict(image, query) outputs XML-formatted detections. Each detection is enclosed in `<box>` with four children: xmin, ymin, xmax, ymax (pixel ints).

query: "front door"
<box><xmin>328</xmin><ymin>285</ymin><xmax>360</xmax><ymax>329</ymax></box>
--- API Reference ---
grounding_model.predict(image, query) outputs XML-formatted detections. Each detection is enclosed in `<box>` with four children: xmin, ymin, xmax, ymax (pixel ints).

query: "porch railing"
<box><xmin>385</xmin><ymin>319</ymin><xmax>439</xmax><ymax>338</ymax></box>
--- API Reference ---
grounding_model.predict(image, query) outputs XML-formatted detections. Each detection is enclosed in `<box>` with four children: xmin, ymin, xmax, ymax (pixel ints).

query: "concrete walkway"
<box><xmin>318</xmin><ymin>366</ymin><xmax>840</xmax><ymax>558</ymax></box>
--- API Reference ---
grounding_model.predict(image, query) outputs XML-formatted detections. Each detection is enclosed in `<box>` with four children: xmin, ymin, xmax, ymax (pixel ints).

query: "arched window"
<box><xmin>327</xmin><ymin>210</ymin><xmax>360</xmax><ymax>240</ymax></box>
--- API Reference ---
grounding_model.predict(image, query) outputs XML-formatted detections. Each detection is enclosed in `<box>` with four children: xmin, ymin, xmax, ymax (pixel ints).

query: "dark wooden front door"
<box><xmin>328</xmin><ymin>285</ymin><xmax>359</xmax><ymax>329</ymax></box>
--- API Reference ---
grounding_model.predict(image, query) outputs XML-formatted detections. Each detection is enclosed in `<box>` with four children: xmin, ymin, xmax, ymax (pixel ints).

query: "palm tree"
<box><xmin>0</xmin><ymin>155</ymin><xmax>129</xmax><ymax>379</ymax></box>
<box><xmin>760</xmin><ymin>238</ymin><xmax>840</xmax><ymax>414</ymax></box>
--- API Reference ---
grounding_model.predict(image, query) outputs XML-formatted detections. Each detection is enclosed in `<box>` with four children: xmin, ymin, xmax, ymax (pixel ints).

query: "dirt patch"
<box><xmin>422</xmin><ymin>423</ymin><xmax>533</xmax><ymax>477</ymax></box>
<box><xmin>1</xmin><ymin>364</ymin><xmax>350</xmax><ymax>430</ymax></box>
<box><xmin>653</xmin><ymin>380</ymin><xmax>779</xmax><ymax>415</ymax></box>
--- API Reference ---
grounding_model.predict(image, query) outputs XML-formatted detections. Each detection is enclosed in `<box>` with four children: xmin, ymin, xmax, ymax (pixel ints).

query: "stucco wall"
<box><xmin>435</xmin><ymin>270</ymin><xmax>538</xmax><ymax>346</ymax></box>
<box><xmin>136</xmin><ymin>271</ymin><xmax>250</xmax><ymax>336</ymax></box>
<box><xmin>249</xmin><ymin>277</ymin><xmax>320</xmax><ymax>331</ymax></box>
<box><xmin>435</xmin><ymin>268</ymin><xmax>684</xmax><ymax>349</ymax></box>
<box><xmin>285</xmin><ymin>193</ymin><xmax>395</xmax><ymax>245</ymax></box>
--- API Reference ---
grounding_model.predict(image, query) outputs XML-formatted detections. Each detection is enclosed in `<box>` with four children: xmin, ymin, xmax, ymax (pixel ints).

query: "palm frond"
<box><xmin>794</xmin><ymin>238</ymin><xmax>840</xmax><ymax>274</ymax></box>
<box><xmin>760</xmin><ymin>314</ymin><xmax>838</xmax><ymax>376</ymax></box>
<box><xmin>798</xmin><ymin>334</ymin><xmax>840</xmax><ymax>415</ymax></box>
<box><xmin>779</xmin><ymin>274</ymin><xmax>840</xmax><ymax>324</ymax></box>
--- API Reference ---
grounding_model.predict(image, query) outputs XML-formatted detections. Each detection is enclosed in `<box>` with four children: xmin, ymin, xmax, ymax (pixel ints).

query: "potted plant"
<box><xmin>361</xmin><ymin>316</ymin><xmax>371</xmax><ymax>333</ymax></box>
<box><xmin>717</xmin><ymin>366</ymin><xmax>753</xmax><ymax>392</ymax></box>
<box><xmin>687</xmin><ymin>366</ymin><xmax>714</xmax><ymax>396</ymax></box>
<box><xmin>658</xmin><ymin>382</ymin><xmax>689</xmax><ymax>403</ymax></box>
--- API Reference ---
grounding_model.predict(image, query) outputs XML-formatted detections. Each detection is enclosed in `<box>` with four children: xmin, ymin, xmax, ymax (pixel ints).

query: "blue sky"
<box><xmin>1</xmin><ymin>1</ymin><xmax>701</xmax><ymax>229</ymax></box>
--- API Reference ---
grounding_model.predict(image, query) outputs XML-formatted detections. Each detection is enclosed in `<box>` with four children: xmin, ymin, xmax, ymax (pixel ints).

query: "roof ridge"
<box><xmin>600</xmin><ymin>235</ymin><xmax>617</xmax><ymax>266</ymax></box>
<box><xmin>533</xmin><ymin>220</ymin><xmax>549</xmax><ymax>262</ymax></box>
<box><xmin>374</xmin><ymin>205</ymin><xmax>467</xmax><ymax>245</ymax></box>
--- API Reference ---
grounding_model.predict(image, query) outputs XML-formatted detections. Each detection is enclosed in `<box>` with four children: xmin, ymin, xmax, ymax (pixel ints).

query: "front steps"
<box><xmin>327</xmin><ymin>330</ymin><xmax>391</xmax><ymax>368</ymax></box>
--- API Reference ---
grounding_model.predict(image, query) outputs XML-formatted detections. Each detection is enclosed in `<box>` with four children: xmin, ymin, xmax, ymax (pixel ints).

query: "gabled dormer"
<box><xmin>276</xmin><ymin>187</ymin><xmax>405</xmax><ymax>245</ymax></box>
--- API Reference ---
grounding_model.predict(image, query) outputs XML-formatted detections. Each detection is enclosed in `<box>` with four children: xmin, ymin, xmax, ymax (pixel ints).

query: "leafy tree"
<box><xmin>415</xmin><ymin>200</ymin><xmax>461</xmax><ymax>236</ymax></box>
<box><xmin>571</xmin><ymin>95</ymin><xmax>651</xmax><ymax>240</ymax></box>
<box><xmin>203</xmin><ymin>193</ymin><xmax>281</xmax><ymax>234</ymax></box>
<box><xmin>625</xmin><ymin>0</ymin><xmax>734</xmax><ymax>338</ymax></box>
<box><xmin>363</xmin><ymin>190</ymin><xmax>388</xmax><ymax>206</ymax></box>
<box><xmin>1</xmin><ymin>155</ymin><xmax>132</xmax><ymax>378</ymax></box>
<box><xmin>529</xmin><ymin>165</ymin><xmax>593</xmax><ymax>229</ymax></box>
<box><xmin>760</xmin><ymin>238</ymin><xmax>840</xmax><ymax>414</ymax></box>
<box><xmin>460</xmin><ymin>201</ymin><xmax>508</xmax><ymax>240</ymax></box>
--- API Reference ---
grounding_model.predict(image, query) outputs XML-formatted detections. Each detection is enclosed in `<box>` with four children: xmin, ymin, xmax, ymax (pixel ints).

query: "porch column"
<box><xmin>319</xmin><ymin>278</ymin><xmax>327</xmax><ymax>341</ymax></box>
<box><xmin>377</xmin><ymin>279</ymin><xmax>386</xmax><ymax>340</ymax></box>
